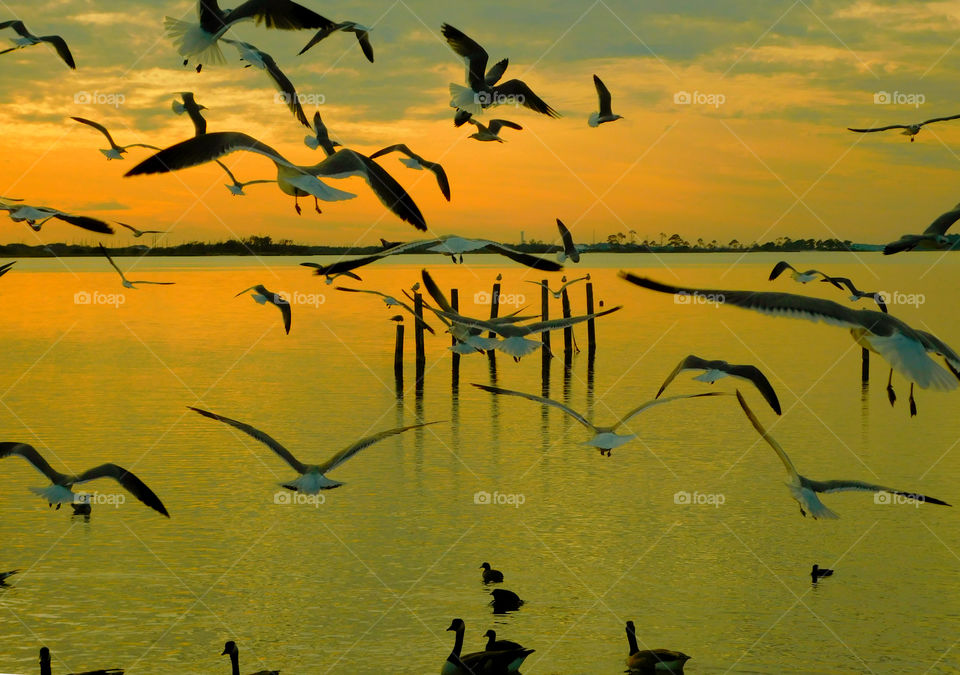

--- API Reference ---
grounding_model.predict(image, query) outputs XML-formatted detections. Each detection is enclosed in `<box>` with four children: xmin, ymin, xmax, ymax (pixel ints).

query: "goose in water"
<box><xmin>0</xmin><ymin>569</ymin><xmax>18</xmax><ymax>585</ymax></box>
<box><xmin>811</xmin><ymin>564</ymin><xmax>833</xmax><ymax>583</ymax></box>
<box><xmin>125</xmin><ymin>132</ymin><xmax>426</xmax><ymax>228</ymax></box>
<box><xmin>172</xmin><ymin>92</ymin><xmax>208</xmax><ymax>136</ymax></box>
<box><xmin>883</xmin><ymin>201</ymin><xmax>960</xmax><ymax>254</ymax></box>
<box><xmin>480</xmin><ymin>561</ymin><xmax>503</xmax><ymax>583</ymax></box>
<box><xmin>484</xmin><ymin>630</ymin><xmax>524</xmax><ymax>651</ymax></box>
<box><xmin>215</xmin><ymin>160</ymin><xmax>276</xmax><ymax>196</ymax></box>
<box><xmin>220</xmin><ymin>641</ymin><xmax>277</xmax><ymax>675</ymax></box>
<box><xmin>555</xmin><ymin>218</ymin><xmax>581</xmax><ymax>263</ymax></box>
<box><xmin>299</xmin><ymin>20</ymin><xmax>373</xmax><ymax>62</ymax></box>
<box><xmin>99</xmin><ymin>244</ymin><xmax>175</xmax><ymax>289</ymax></box>
<box><xmin>187</xmin><ymin>407</ymin><xmax>438</xmax><ymax>493</ymax></box>
<box><xmin>656</xmin><ymin>354</ymin><xmax>781</xmax><ymax>415</ymax></box>
<box><xmin>0</xmin><ymin>200</ymin><xmax>114</xmax><ymax>234</ymax></box>
<box><xmin>368</xmin><ymin>145</ymin><xmax>451</xmax><ymax>201</ymax></box>
<box><xmin>619</xmin><ymin>272</ymin><xmax>960</xmax><ymax>415</ymax></box>
<box><xmin>473</xmin><ymin>383</ymin><xmax>725</xmax><ymax>454</ymax></box>
<box><xmin>0</xmin><ymin>20</ymin><xmax>75</xmax><ymax>69</ymax></box>
<box><xmin>0</xmin><ymin>442</ymin><xmax>169</xmax><ymax>517</ymax></box>
<box><xmin>222</xmin><ymin>39</ymin><xmax>309</xmax><ymax>127</ymax></box>
<box><xmin>624</xmin><ymin>621</ymin><xmax>690</xmax><ymax>673</ymax></box>
<box><xmin>117</xmin><ymin>223</ymin><xmax>168</xmax><ymax>238</ymax></box>
<box><xmin>490</xmin><ymin>589</ymin><xmax>524</xmax><ymax>613</ymax></box>
<box><xmin>442</xmin><ymin>23</ymin><xmax>559</xmax><ymax>118</ymax></box>
<box><xmin>39</xmin><ymin>646</ymin><xmax>123</xmax><ymax>675</ymax></box>
<box><xmin>164</xmin><ymin>0</ymin><xmax>335</xmax><ymax>72</ymax></box>
<box><xmin>848</xmin><ymin>113</ymin><xmax>960</xmax><ymax>141</ymax></box>
<box><xmin>589</xmin><ymin>74</ymin><xmax>622</xmax><ymax>127</ymax></box>
<box><xmin>235</xmin><ymin>284</ymin><xmax>291</xmax><ymax>334</ymax></box>
<box><xmin>70</xmin><ymin>118</ymin><xmax>159</xmax><ymax>160</ymax></box>
<box><xmin>736</xmin><ymin>391</ymin><xmax>950</xmax><ymax>518</ymax></box>
<box><xmin>443</xmin><ymin>618</ymin><xmax>533</xmax><ymax>675</ymax></box>
<box><xmin>525</xmin><ymin>275</ymin><xmax>588</xmax><ymax>299</ymax></box>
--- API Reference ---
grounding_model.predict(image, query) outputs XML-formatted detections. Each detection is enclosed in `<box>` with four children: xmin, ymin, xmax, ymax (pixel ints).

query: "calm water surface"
<box><xmin>0</xmin><ymin>253</ymin><xmax>957</xmax><ymax>674</ymax></box>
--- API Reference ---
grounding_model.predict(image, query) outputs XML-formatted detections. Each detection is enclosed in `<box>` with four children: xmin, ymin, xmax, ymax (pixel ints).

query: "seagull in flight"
<box><xmin>117</xmin><ymin>222</ymin><xmax>168</xmax><ymax>238</ymax></box>
<box><xmin>883</xmin><ymin>201</ymin><xmax>960</xmax><ymax>254</ymax></box>
<box><xmin>70</xmin><ymin>117</ymin><xmax>160</xmax><ymax>160</ymax></box>
<box><xmin>303</xmin><ymin>111</ymin><xmax>341</xmax><ymax>153</ymax></box>
<box><xmin>369</xmin><ymin>144</ymin><xmax>451</xmax><ymax>201</ymax></box>
<box><xmin>735</xmin><ymin>391</ymin><xmax>950</xmax><ymax>518</ymax></box>
<box><xmin>126</xmin><ymin>132</ymin><xmax>426</xmax><ymax>228</ymax></box>
<box><xmin>0</xmin><ymin>261</ymin><xmax>15</xmax><ymax>279</ymax></box>
<box><xmin>589</xmin><ymin>74</ymin><xmax>622</xmax><ymax>127</ymax></box>
<box><xmin>0</xmin><ymin>199</ymin><xmax>114</xmax><ymax>234</ymax></box>
<box><xmin>187</xmin><ymin>407</ymin><xmax>438</xmax><ymax>493</ymax></box>
<box><xmin>172</xmin><ymin>92</ymin><xmax>208</xmax><ymax>135</ymax></box>
<box><xmin>334</xmin><ymin>286</ymin><xmax>435</xmax><ymax>334</ymax></box>
<box><xmin>656</xmin><ymin>354</ymin><xmax>782</xmax><ymax>414</ymax></box>
<box><xmin>768</xmin><ymin>261</ymin><xmax>840</xmax><ymax>286</ymax></box>
<box><xmin>164</xmin><ymin>0</ymin><xmax>335</xmax><ymax>72</ymax></box>
<box><xmin>620</xmin><ymin>272</ymin><xmax>960</xmax><ymax>415</ymax></box>
<box><xmin>525</xmin><ymin>275</ymin><xmax>588</xmax><ymax>299</ymax></box>
<box><xmin>462</xmin><ymin>115</ymin><xmax>523</xmax><ymax>142</ymax></box>
<box><xmin>555</xmin><ymin>218</ymin><xmax>581</xmax><ymax>263</ymax></box>
<box><xmin>442</xmin><ymin>23</ymin><xmax>559</xmax><ymax>118</ymax></box>
<box><xmin>821</xmin><ymin>276</ymin><xmax>888</xmax><ymax>313</ymax></box>
<box><xmin>236</xmin><ymin>284</ymin><xmax>291</xmax><ymax>334</ymax></box>
<box><xmin>298</xmin><ymin>262</ymin><xmax>361</xmax><ymax>284</ymax></box>
<box><xmin>222</xmin><ymin>39</ymin><xmax>309</xmax><ymax>127</ymax></box>
<box><xmin>215</xmin><ymin>160</ymin><xmax>275</xmax><ymax>196</ymax></box>
<box><xmin>299</xmin><ymin>20</ymin><xmax>373</xmax><ymax>62</ymax></box>
<box><xmin>473</xmin><ymin>383</ymin><xmax>725</xmax><ymax>455</ymax></box>
<box><xmin>0</xmin><ymin>20</ymin><xmax>75</xmax><ymax>69</ymax></box>
<box><xmin>848</xmin><ymin>113</ymin><xmax>960</xmax><ymax>141</ymax></box>
<box><xmin>0</xmin><ymin>569</ymin><xmax>18</xmax><ymax>586</ymax></box>
<box><xmin>99</xmin><ymin>244</ymin><xmax>175</xmax><ymax>289</ymax></box>
<box><xmin>0</xmin><ymin>442</ymin><xmax>169</xmax><ymax>516</ymax></box>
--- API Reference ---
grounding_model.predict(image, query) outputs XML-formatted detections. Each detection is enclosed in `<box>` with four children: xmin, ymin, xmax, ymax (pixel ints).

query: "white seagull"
<box><xmin>464</xmin><ymin>116</ymin><xmax>523</xmax><ymax>142</ymax></box>
<box><xmin>299</xmin><ymin>20</ymin><xmax>374</xmax><ymax>62</ymax></box>
<box><xmin>334</xmin><ymin>286</ymin><xmax>435</xmax><ymax>334</ymax></box>
<box><xmin>303</xmin><ymin>110</ymin><xmax>341</xmax><ymax>153</ymax></box>
<box><xmin>657</xmin><ymin>354</ymin><xmax>782</xmax><ymax>414</ymax></box>
<box><xmin>187</xmin><ymin>407</ymin><xmax>438</xmax><ymax>493</ymax></box>
<box><xmin>473</xmin><ymin>383</ymin><xmax>725</xmax><ymax>455</ymax></box>
<box><xmin>0</xmin><ymin>442</ymin><xmax>169</xmax><ymax>516</ymax></box>
<box><xmin>215</xmin><ymin>160</ymin><xmax>276</xmax><ymax>196</ymax></box>
<box><xmin>0</xmin><ymin>199</ymin><xmax>114</xmax><ymax>234</ymax></box>
<box><xmin>588</xmin><ymin>74</ymin><xmax>622</xmax><ymax>127</ymax></box>
<box><xmin>117</xmin><ymin>222</ymin><xmax>168</xmax><ymax>238</ymax></box>
<box><xmin>70</xmin><ymin>117</ymin><xmax>160</xmax><ymax>160</ymax></box>
<box><xmin>525</xmin><ymin>275</ymin><xmax>588</xmax><ymax>299</ymax></box>
<box><xmin>222</xmin><ymin>38</ymin><xmax>309</xmax><ymax>127</ymax></box>
<box><xmin>172</xmin><ymin>92</ymin><xmax>208</xmax><ymax>135</ymax></box>
<box><xmin>768</xmin><ymin>261</ymin><xmax>838</xmax><ymax>285</ymax></box>
<box><xmin>164</xmin><ymin>0</ymin><xmax>335</xmax><ymax>72</ymax></box>
<box><xmin>0</xmin><ymin>20</ymin><xmax>75</xmax><ymax>69</ymax></box>
<box><xmin>235</xmin><ymin>284</ymin><xmax>291</xmax><ymax>334</ymax></box>
<box><xmin>125</xmin><ymin>132</ymin><xmax>427</xmax><ymax>228</ymax></box>
<box><xmin>736</xmin><ymin>391</ymin><xmax>950</xmax><ymax>519</ymax></box>
<box><xmin>555</xmin><ymin>218</ymin><xmax>581</xmax><ymax>263</ymax></box>
<box><xmin>620</xmin><ymin>272</ymin><xmax>960</xmax><ymax>413</ymax></box>
<box><xmin>883</xmin><ymin>200</ymin><xmax>960</xmax><ymax>254</ymax></box>
<box><xmin>848</xmin><ymin>113</ymin><xmax>960</xmax><ymax>141</ymax></box>
<box><xmin>99</xmin><ymin>244</ymin><xmax>175</xmax><ymax>289</ymax></box>
<box><xmin>369</xmin><ymin>144</ymin><xmax>451</xmax><ymax>201</ymax></box>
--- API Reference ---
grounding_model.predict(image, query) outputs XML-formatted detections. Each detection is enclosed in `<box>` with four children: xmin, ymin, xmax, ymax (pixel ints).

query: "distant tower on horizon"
<box><xmin>520</xmin><ymin>230</ymin><xmax>525</xmax><ymax>244</ymax></box>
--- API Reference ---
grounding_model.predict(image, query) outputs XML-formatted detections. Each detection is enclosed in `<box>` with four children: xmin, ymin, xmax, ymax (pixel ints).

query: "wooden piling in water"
<box><xmin>414</xmin><ymin>292</ymin><xmax>425</xmax><ymax>383</ymax></box>
<box><xmin>487</xmin><ymin>279</ymin><xmax>500</xmax><ymax>364</ymax></box>
<box><xmin>561</xmin><ymin>287</ymin><xmax>573</xmax><ymax>359</ymax></box>
<box><xmin>586</xmin><ymin>281</ymin><xmax>596</xmax><ymax>356</ymax></box>
<box><xmin>394</xmin><ymin>322</ymin><xmax>404</xmax><ymax>394</ymax></box>
<box><xmin>541</xmin><ymin>280</ymin><xmax>551</xmax><ymax>356</ymax></box>
<box><xmin>861</xmin><ymin>348</ymin><xmax>869</xmax><ymax>383</ymax></box>
<box><xmin>451</xmin><ymin>288</ymin><xmax>460</xmax><ymax>382</ymax></box>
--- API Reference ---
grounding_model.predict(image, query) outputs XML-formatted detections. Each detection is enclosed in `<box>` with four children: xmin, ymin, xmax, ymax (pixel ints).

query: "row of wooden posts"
<box><xmin>393</xmin><ymin>279</ymin><xmax>599</xmax><ymax>393</ymax></box>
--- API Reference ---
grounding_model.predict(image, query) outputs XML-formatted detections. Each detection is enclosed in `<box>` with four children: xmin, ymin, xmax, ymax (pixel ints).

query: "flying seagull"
<box><xmin>735</xmin><ymin>391</ymin><xmax>950</xmax><ymax>518</ymax></box>
<box><xmin>0</xmin><ymin>261</ymin><xmax>15</xmax><ymax>279</ymax></box>
<box><xmin>298</xmin><ymin>262</ymin><xmax>361</xmax><ymax>284</ymax></box>
<box><xmin>0</xmin><ymin>200</ymin><xmax>114</xmax><ymax>234</ymax></box>
<box><xmin>303</xmin><ymin>111</ymin><xmax>340</xmax><ymax>153</ymax></box>
<box><xmin>821</xmin><ymin>276</ymin><xmax>888</xmax><ymax>313</ymax></box>
<box><xmin>463</xmin><ymin>115</ymin><xmax>523</xmax><ymax>142</ymax></box>
<box><xmin>187</xmin><ymin>407</ymin><xmax>438</xmax><ymax>493</ymax></box>
<box><xmin>442</xmin><ymin>23</ymin><xmax>560</xmax><ymax>119</ymax></box>
<box><xmin>768</xmin><ymin>261</ymin><xmax>841</xmax><ymax>286</ymax></box>
<box><xmin>0</xmin><ymin>20</ymin><xmax>75</xmax><ymax>69</ymax></box>
<box><xmin>369</xmin><ymin>145</ymin><xmax>451</xmax><ymax>201</ymax></box>
<box><xmin>656</xmin><ymin>354</ymin><xmax>782</xmax><ymax>414</ymax></box>
<box><xmin>222</xmin><ymin>39</ymin><xmax>309</xmax><ymax>127</ymax></box>
<box><xmin>0</xmin><ymin>569</ymin><xmax>18</xmax><ymax>585</ymax></box>
<box><xmin>883</xmin><ymin>201</ymin><xmax>960</xmax><ymax>254</ymax></box>
<box><xmin>589</xmin><ymin>74</ymin><xmax>622</xmax><ymax>127</ymax></box>
<box><xmin>299</xmin><ymin>20</ymin><xmax>373</xmax><ymax>62</ymax></box>
<box><xmin>125</xmin><ymin>132</ymin><xmax>427</xmax><ymax>228</ymax></box>
<box><xmin>555</xmin><ymin>218</ymin><xmax>581</xmax><ymax>263</ymax></box>
<box><xmin>525</xmin><ymin>275</ymin><xmax>588</xmax><ymax>299</ymax></box>
<box><xmin>215</xmin><ymin>160</ymin><xmax>276</xmax><ymax>196</ymax></box>
<box><xmin>117</xmin><ymin>222</ymin><xmax>168</xmax><ymax>238</ymax></box>
<box><xmin>70</xmin><ymin>117</ymin><xmax>160</xmax><ymax>160</ymax></box>
<box><xmin>172</xmin><ymin>92</ymin><xmax>208</xmax><ymax>136</ymax></box>
<box><xmin>98</xmin><ymin>244</ymin><xmax>175</xmax><ymax>289</ymax></box>
<box><xmin>848</xmin><ymin>113</ymin><xmax>960</xmax><ymax>141</ymax></box>
<box><xmin>235</xmin><ymin>284</ymin><xmax>291</xmax><ymax>334</ymax></box>
<box><xmin>619</xmin><ymin>272</ymin><xmax>960</xmax><ymax>413</ymax></box>
<box><xmin>334</xmin><ymin>286</ymin><xmax>435</xmax><ymax>334</ymax></box>
<box><xmin>472</xmin><ymin>384</ymin><xmax>725</xmax><ymax>454</ymax></box>
<box><xmin>0</xmin><ymin>442</ymin><xmax>169</xmax><ymax>516</ymax></box>
<box><xmin>164</xmin><ymin>0</ymin><xmax>335</xmax><ymax>72</ymax></box>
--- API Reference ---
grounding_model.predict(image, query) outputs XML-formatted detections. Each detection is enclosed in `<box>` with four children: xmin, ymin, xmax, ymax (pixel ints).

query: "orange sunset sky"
<box><xmin>3</xmin><ymin>0</ymin><xmax>960</xmax><ymax>247</ymax></box>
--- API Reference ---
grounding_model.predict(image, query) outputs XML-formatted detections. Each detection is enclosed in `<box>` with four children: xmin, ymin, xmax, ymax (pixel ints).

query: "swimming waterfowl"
<box><xmin>624</xmin><ymin>621</ymin><xmax>690</xmax><ymax>673</ymax></box>
<box><xmin>39</xmin><ymin>646</ymin><xmax>123</xmax><ymax>675</ymax></box>
<box><xmin>443</xmin><ymin>618</ymin><xmax>532</xmax><ymax>675</ymax></box>
<box><xmin>220</xmin><ymin>641</ymin><xmax>278</xmax><ymax>675</ymax></box>
<box><xmin>490</xmin><ymin>588</ymin><xmax>524</xmax><ymax>613</ymax></box>
<box><xmin>484</xmin><ymin>629</ymin><xmax>524</xmax><ymax>652</ymax></box>
<box><xmin>480</xmin><ymin>561</ymin><xmax>503</xmax><ymax>583</ymax></box>
<box><xmin>811</xmin><ymin>564</ymin><xmax>833</xmax><ymax>582</ymax></box>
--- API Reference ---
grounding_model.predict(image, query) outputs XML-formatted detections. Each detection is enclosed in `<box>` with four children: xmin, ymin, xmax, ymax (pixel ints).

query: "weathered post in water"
<box><xmin>861</xmin><ymin>348</ymin><xmax>869</xmax><ymax>383</ymax></box>
<box><xmin>394</xmin><ymin>320</ymin><xmax>404</xmax><ymax>395</ymax></box>
<box><xmin>414</xmin><ymin>292</ymin><xmax>425</xmax><ymax>385</ymax></box>
<box><xmin>451</xmin><ymin>288</ymin><xmax>460</xmax><ymax>384</ymax></box>
<box><xmin>561</xmin><ymin>287</ymin><xmax>573</xmax><ymax>360</ymax></box>
<box><xmin>586</xmin><ymin>279</ymin><xmax>597</xmax><ymax>357</ymax></box>
<box><xmin>541</xmin><ymin>280</ymin><xmax>551</xmax><ymax>357</ymax></box>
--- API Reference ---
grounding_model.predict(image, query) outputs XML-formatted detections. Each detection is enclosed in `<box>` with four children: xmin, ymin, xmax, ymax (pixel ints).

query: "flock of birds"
<box><xmin>1</xmin><ymin>0</ymin><xmax>958</xmax><ymax>673</ymax></box>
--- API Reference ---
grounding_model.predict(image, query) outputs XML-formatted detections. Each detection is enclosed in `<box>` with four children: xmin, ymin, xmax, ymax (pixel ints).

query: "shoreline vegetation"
<box><xmin>2</xmin><ymin>234</ymin><xmax>953</xmax><ymax>257</ymax></box>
